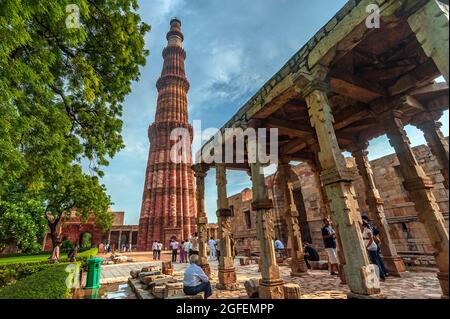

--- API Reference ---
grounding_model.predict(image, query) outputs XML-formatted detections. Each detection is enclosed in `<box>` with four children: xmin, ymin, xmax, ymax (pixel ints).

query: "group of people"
<box><xmin>320</xmin><ymin>217</ymin><xmax>389</xmax><ymax>281</ymax></box>
<box><xmin>151</xmin><ymin>240</ymin><xmax>163</xmax><ymax>260</ymax></box>
<box><xmin>151</xmin><ymin>233</ymin><xmax>202</xmax><ymax>263</ymax></box>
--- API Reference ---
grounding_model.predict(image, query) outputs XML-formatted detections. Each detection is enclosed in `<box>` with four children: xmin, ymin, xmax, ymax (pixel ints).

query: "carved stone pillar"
<box><xmin>215</xmin><ymin>163</ymin><xmax>239</xmax><ymax>290</ymax></box>
<box><xmin>309</xmin><ymin>149</ymin><xmax>346</xmax><ymax>285</ymax></box>
<box><xmin>250</xmin><ymin>160</ymin><xmax>284</xmax><ymax>299</ymax></box>
<box><xmin>379</xmin><ymin>109</ymin><xmax>449</xmax><ymax>298</ymax></box>
<box><xmin>408</xmin><ymin>0</ymin><xmax>449</xmax><ymax>83</ymax></box>
<box><xmin>192</xmin><ymin>163</ymin><xmax>211</xmax><ymax>277</ymax></box>
<box><xmin>351</xmin><ymin>143</ymin><xmax>406</xmax><ymax>276</ymax></box>
<box><xmin>412</xmin><ymin>113</ymin><xmax>449</xmax><ymax>190</ymax></box>
<box><xmin>278</xmin><ymin>161</ymin><xmax>308</xmax><ymax>276</ymax></box>
<box><xmin>298</xmin><ymin>69</ymin><xmax>382</xmax><ymax>298</ymax></box>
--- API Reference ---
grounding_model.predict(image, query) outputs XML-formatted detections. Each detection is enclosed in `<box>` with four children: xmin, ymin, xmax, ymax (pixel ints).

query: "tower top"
<box><xmin>167</xmin><ymin>17</ymin><xmax>184</xmax><ymax>46</ymax></box>
<box><xmin>170</xmin><ymin>17</ymin><xmax>181</xmax><ymax>26</ymax></box>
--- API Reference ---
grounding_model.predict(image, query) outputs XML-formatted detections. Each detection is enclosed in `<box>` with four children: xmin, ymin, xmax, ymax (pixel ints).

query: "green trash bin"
<box><xmin>85</xmin><ymin>257</ymin><xmax>102</xmax><ymax>289</ymax></box>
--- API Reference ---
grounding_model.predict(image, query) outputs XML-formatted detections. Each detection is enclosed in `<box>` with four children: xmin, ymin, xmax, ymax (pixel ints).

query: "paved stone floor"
<box><xmin>99</xmin><ymin>254</ymin><xmax>442</xmax><ymax>299</ymax></box>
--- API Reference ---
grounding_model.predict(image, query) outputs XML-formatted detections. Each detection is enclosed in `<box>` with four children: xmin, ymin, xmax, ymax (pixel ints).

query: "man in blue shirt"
<box><xmin>274</xmin><ymin>238</ymin><xmax>285</xmax><ymax>258</ymax></box>
<box><xmin>183</xmin><ymin>254</ymin><xmax>212</xmax><ymax>299</ymax></box>
<box><xmin>321</xmin><ymin>218</ymin><xmax>339</xmax><ymax>276</ymax></box>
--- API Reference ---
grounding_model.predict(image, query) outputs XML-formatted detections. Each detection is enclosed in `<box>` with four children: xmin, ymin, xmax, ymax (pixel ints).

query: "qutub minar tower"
<box><xmin>137</xmin><ymin>18</ymin><xmax>196</xmax><ymax>251</ymax></box>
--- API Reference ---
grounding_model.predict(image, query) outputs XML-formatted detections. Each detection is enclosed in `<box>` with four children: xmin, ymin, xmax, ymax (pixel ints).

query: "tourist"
<box><xmin>156</xmin><ymin>241</ymin><xmax>163</xmax><ymax>260</ymax></box>
<box><xmin>208</xmin><ymin>237</ymin><xmax>216</xmax><ymax>259</ymax></box>
<box><xmin>215</xmin><ymin>238</ymin><xmax>220</xmax><ymax>261</ymax></box>
<box><xmin>362</xmin><ymin>215</ymin><xmax>389</xmax><ymax>277</ymax></box>
<box><xmin>183</xmin><ymin>254</ymin><xmax>213</xmax><ymax>299</ymax></box>
<box><xmin>184</xmin><ymin>239</ymin><xmax>191</xmax><ymax>262</ymax></box>
<box><xmin>321</xmin><ymin>218</ymin><xmax>339</xmax><ymax>276</ymax></box>
<box><xmin>68</xmin><ymin>244</ymin><xmax>79</xmax><ymax>262</ymax></box>
<box><xmin>179</xmin><ymin>240</ymin><xmax>186</xmax><ymax>263</ymax></box>
<box><xmin>152</xmin><ymin>240</ymin><xmax>158</xmax><ymax>260</ymax></box>
<box><xmin>190</xmin><ymin>232</ymin><xmax>199</xmax><ymax>256</ymax></box>
<box><xmin>303</xmin><ymin>242</ymin><xmax>320</xmax><ymax>269</ymax></box>
<box><xmin>50</xmin><ymin>240</ymin><xmax>62</xmax><ymax>263</ymax></box>
<box><xmin>274</xmin><ymin>238</ymin><xmax>285</xmax><ymax>258</ymax></box>
<box><xmin>170</xmin><ymin>239</ymin><xmax>179</xmax><ymax>262</ymax></box>
<box><xmin>362</xmin><ymin>220</ymin><xmax>386</xmax><ymax>281</ymax></box>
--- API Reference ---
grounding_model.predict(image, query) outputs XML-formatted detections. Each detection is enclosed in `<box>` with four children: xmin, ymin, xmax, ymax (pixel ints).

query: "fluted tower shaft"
<box><xmin>138</xmin><ymin>19</ymin><xmax>196</xmax><ymax>251</ymax></box>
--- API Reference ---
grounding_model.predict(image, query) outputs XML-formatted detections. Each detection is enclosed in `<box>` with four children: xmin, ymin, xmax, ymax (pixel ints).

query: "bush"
<box><xmin>0</xmin><ymin>263</ymin><xmax>76</xmax><ymax>299</ymax></box>
<box><xmin>0</xmin><ymin>248</ymin><xmax>98</xmax><ymax>287</ymax></box>
<box><xmin>61</xmin><ymin>240</ymin><xmax>75</xmax><ymax>252</ymax></box>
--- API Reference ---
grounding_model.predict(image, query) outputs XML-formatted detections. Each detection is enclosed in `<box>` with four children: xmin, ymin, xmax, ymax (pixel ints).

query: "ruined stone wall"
<box><xmin>228</xmin><ymin>142</ymin><xmax>449</xmax><ymax>259</ymax></box>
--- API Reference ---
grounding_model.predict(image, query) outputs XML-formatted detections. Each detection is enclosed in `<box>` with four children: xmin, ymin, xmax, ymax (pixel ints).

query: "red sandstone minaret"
<box><xmin>137</xmin><ymin>18</ymin><xmax>196</xmax><ymax>251</ymax></box>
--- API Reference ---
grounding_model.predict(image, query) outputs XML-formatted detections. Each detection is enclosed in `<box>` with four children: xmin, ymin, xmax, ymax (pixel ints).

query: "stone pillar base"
<box><xmin>382</xmin><ymin>256</ymin><xmax>406</xmax><ymax>276</ymax></box>
<box><xmin>258</xmin><ymin>279</ymin><xmax>285</xmax><ymax>299</ymax></box>
<box><xmin>291</xmin><ymin>258</ymin><xmax>308</xmax><ymax>275</ymax></box>
<box><xmin>290</xmin><ymin>271</ymin><xmax>308</xmax><ymax>277</ymax></box>
<box><xmin>347</xmin><ymin>292</ymin><xmax>386</xmax><ymax>299</ymax></box>
<box><xmin>437</xmin><ymin>272</ymin><xmax>449</xmax><ymax>298</ymax></box>
<box><xmin>216</xmin><ymin>282</ymin><xmax>240</xmax><ymax>290</ymax></box>
<box><xmin>216</xmin><ymin>268</ymin><xmax>239</xmax><ymax>290</ymax></box>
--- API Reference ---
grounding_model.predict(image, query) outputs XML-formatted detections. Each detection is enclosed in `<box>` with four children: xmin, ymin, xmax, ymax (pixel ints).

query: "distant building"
<box><xmin>42</xmin><ymin>210</ymin><xmax>139</xmax><ymax>251</ymax></box>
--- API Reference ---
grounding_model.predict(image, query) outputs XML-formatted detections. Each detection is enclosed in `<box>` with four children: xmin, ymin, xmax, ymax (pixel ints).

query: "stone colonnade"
<box><xmin>191</xmin><ymin>1</ymin><xmax>449</xmax><ymax>298</ymax></box>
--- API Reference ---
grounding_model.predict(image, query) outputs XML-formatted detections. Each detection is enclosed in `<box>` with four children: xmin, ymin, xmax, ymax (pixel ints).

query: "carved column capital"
<box><xmin>192</xmin><ymin>163</ymin><xmax>209</xmax><ymax>178</ymax></box>
<box><xmin>350</xmin><ymin>141</ymin><xmax>370</xmax><ymax>158</ymax></box>
<box><xmin>293</xmin><ymin>65</ymin><xmax>330</xmax><ymax>99</ymax></box>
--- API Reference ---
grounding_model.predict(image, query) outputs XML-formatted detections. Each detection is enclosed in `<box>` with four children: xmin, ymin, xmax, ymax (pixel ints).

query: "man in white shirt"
<box><xmin>170</xmin><ymin>239</ymin><xmax>179</xmax><ymax>262</ymax></box>
<box><xmin>152</xmin><ymin>241</ymin><xmax>158</xmax><ymax>259</ymax></box>
<box><xmin>183</xmin><ymin>254</ymin><xmax>212</xmax><ymax>299</ymax></box>
<box><xmin>156</xmin><ymin>241</ymin><xmax>163</xmax><ymax>260</ymax></box>
<box><xmin>208</xmin><ymin>237</ymin><xmax>216</xmax><ymax>259</ymax></box>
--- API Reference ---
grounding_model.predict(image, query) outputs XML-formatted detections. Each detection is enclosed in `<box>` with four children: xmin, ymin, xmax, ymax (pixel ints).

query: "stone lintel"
<box><xmin>403</xmin><ymin>176</ymin><xmax>434</xmax><ymax>192</ymax></box>
<box><xmin>320</xmin><ymin>167</ymin><xmax>355</xmax><ymax>186</ymax></box>
<box><xmin>251</xmin><ymin>199</ymin><xmax>274</xmax><ymax>211</ymax></box>
<box><xmin>216</xmin><ymin>208</ymin><xmax>232</xmax><ymax>217</ymax></box>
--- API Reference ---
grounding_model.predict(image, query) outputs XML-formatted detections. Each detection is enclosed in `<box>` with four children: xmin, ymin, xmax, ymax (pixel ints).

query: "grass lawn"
<box><xmin>0</xmin><ymin>254</ymin><xmax>51</xmax><ymax>265</ymax></box>
<box><xmin>0</xmin><ymin>248</ymin><xmax>98</xmax><ymax>265</ymax></box>
<box><xmin>0</xmin><ymin>263</ymin><xmax>76</xmax><ymax>299</ymax></box>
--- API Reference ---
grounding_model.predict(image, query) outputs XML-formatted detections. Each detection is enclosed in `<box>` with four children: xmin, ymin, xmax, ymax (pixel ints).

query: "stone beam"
<box><xmin>330</xmin><ymin>70</ymin><xmax>386</xmax><ymax>103</ymax></box>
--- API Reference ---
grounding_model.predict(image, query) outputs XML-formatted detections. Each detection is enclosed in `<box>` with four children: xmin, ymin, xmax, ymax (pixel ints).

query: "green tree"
<box><xmin>0</xmin><ymin>200</ymin><xmax>47</xmax><ymax>253</ymax></box>
<box><xmin>0</xmin><ymin>0</ymin><xmax>150</xmax><ymax>249</ymax></box>
<box><xmin>44</xmin><ymin>165</ymin><xmax>113</xmax><ymax>248</ymax></box>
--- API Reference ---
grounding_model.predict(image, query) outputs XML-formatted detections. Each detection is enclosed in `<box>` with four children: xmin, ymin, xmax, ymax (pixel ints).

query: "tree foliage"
<box><xmin>0</xmin><ymin>200</ymin><xmax>47</xmax><ymax>253</ymax></box>
<box><xmin>0</xmin><ymin>0</ymin><xmax>150</xmax><ymax>248</ymax></box>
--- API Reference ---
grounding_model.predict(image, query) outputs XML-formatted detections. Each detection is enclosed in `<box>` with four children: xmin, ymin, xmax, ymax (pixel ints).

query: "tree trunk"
<box><xmin>47</xmin><ymin>216</ymin><xmax>61</xmax><ymax>250</ymax></box>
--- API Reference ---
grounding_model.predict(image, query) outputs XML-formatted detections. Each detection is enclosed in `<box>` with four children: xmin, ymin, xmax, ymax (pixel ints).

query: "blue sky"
<box><xmin>101</xmin><ymin>0</ymin><xmax>449</xmax><ymax>225</ymax></box>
